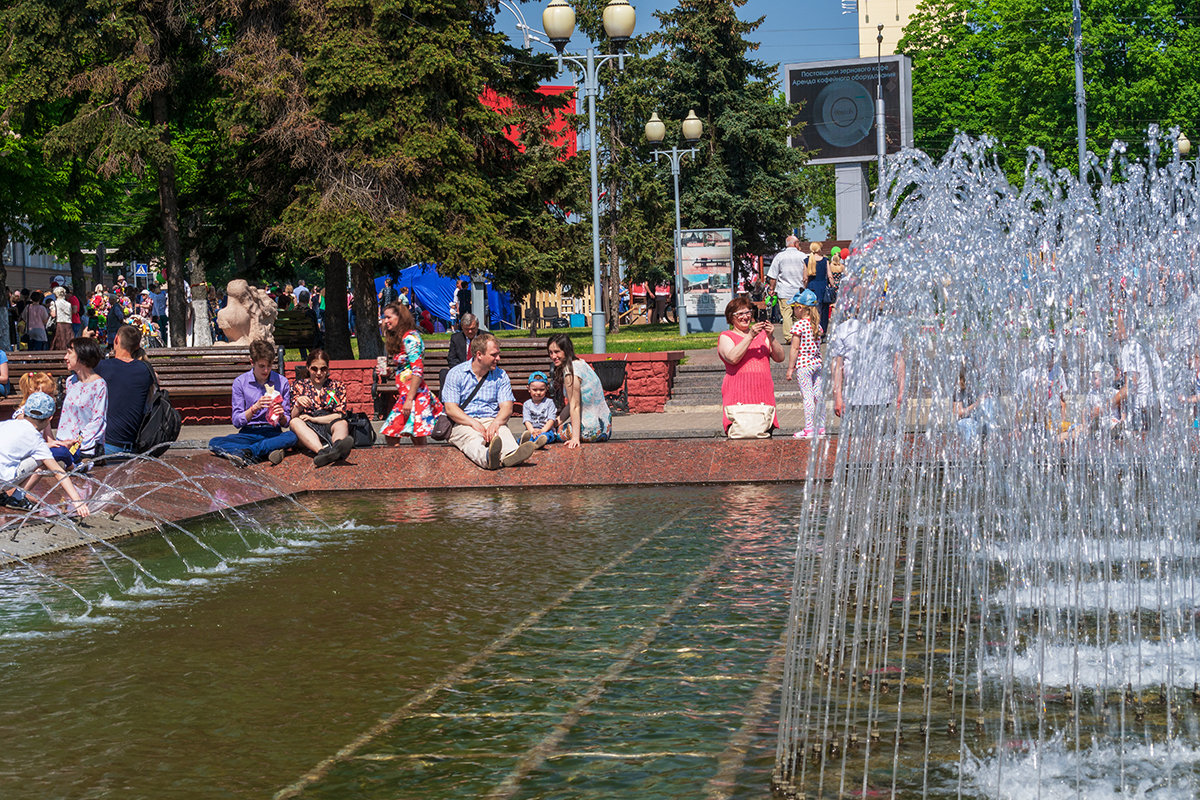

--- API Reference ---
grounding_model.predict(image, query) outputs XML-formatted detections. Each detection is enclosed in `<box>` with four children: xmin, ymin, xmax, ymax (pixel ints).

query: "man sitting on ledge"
<box><xmin>442</xmin><ymin>332</ymin><xmax>535</xmax><ymax>470</ymax></box>
<box><xmin>96</xmin><ymin>325</ymin><xmax>153</xmax><ymax>456</ymax></box>
<box><xmin>209</xmin><ymin>339</ymin><xmax>298</xmax><ymax>466</ymax></box>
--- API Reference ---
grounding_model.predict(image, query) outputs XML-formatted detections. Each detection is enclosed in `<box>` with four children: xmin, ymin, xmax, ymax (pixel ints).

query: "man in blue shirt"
<box><xmin>442</xmin><ymin>333</ymin><xmax>535</xmax><ymax>470</ymax></box>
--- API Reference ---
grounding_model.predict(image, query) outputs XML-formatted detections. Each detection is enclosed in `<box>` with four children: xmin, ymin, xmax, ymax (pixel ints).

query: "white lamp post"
<box><xmin>646</xmin><ymin>110</ymin><xmax>702</xmax><ymax>337</ymax></box>
<box><xmin>543</xmin><ymin>0</ymin><xmax>636</xmax><ymax>354</ymax></box>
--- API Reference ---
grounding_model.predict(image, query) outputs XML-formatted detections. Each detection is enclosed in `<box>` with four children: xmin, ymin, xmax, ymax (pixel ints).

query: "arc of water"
<box><xmin>0</xmin><ymin>547</ymin><xmax>93</xmax><ymax>618</ymax></box>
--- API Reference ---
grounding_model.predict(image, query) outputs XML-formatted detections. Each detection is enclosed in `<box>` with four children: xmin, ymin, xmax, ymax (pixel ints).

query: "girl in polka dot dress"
<box><xmin>785</xmin><ymin>289</ymin><xmax>824</xmax><ymax>438</ymax></box>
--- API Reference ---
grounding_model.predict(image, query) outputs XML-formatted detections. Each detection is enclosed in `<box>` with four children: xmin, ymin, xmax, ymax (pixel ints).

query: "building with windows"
<box><xmin>2</xmin><ymin>238</ymin><xmax>71</xmax><ymax>291</ymax></box>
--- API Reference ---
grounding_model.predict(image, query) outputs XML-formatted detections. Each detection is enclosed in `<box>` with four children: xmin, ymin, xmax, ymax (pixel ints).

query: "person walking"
<box><xmin>801</xmin><ymin>242</ymin><xmax>830</xmax><ymax>332</ymax></box>
<box><xmin>766</xmin><ymin>236</ymin><xmax>807</xmax><ymax>343</ymax></box>
<box><xmin>50</xmin><ymin>287</ymin><xmax>74</xmax><ymax>350</ymax></box>
<box><xmin>785</xmin><ymin>290</ymin><xmax>825</xmax><ymax>438</ymax></box>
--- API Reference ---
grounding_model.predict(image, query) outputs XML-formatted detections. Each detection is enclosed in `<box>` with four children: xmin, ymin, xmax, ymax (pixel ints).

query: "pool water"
<box><xmin>0</xmin><ymin>485</ymin><xmax>802</xmax><ymax>799</ymax></box>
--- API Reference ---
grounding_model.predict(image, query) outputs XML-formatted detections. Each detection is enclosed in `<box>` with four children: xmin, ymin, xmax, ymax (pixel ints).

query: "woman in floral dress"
<box><xmin>51</xmin><ymin>337</ymin><xmax>108</xmax><ymax>466</ymax></box>
<box><xmin>289</xmin><ymin>349</ymin><xmax>355</xmax><ymax>467</ymax></box>
<box><xmin>380</xmin><ymin>302</ymin><xmax>442</xmax><ymax>443</ymax></box>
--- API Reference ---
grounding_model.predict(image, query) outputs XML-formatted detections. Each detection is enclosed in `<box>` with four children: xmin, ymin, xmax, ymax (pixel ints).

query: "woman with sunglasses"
<box><xmin>718</xmin><ymin>296</ymin><xmax>784</xmax><ymax>436</ymax></box>
<box><xmin>289</xmin><ymin>349</ymin><xmax>354</xmax><ymax>467</ymax></box>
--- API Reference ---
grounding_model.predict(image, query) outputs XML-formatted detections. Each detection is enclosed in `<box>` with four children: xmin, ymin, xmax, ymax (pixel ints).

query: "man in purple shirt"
<box><xmin>208</xmin><ymin>340</ymin><xmax>298</xmax><ymax>465</ymax></box>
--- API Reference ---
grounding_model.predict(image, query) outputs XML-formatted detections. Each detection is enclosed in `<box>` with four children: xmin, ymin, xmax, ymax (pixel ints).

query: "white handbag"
<box><xmin>725</xmin><ymin>403</ymin><xmax>775</xmax><ymax>439</ymax></box>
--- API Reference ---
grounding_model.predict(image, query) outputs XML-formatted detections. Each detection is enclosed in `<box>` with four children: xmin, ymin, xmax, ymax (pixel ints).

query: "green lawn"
<box><xmin>285</xmin><ymin>323</ymin><xmax>717</xmax><ymax>362</ymax></box>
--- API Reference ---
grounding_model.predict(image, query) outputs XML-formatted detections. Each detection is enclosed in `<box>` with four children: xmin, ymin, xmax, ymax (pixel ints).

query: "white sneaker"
<box><xmin>818</xmin><ymin>426</ymin><xmax>826</xmax><ymax>436</ymax></box>
<box><xmin>793</xmin><ymin>428</ymin><xmax>814</xmax><ymax>439</ymax></box>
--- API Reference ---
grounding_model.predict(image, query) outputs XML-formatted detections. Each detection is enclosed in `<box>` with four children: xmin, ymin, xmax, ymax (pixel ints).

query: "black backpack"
<box><xmin>135</xmin><ymin>365</ymin><xmax>182</xmax><ymax>456</ymax></box>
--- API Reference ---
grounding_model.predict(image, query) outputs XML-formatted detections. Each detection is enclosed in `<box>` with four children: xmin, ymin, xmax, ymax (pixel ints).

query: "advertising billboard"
<box><xmin>783</xmin><ymin>56</ymin><xmax>913</xmax><ymax>164</ymax></box>
<box><xmin>681</xmin><ymin>228</ymin><xmax>734</xmax><ymax>325</ymax></box>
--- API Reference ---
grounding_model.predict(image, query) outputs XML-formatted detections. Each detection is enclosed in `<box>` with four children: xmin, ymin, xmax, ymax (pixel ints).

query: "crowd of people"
<box><xmin>722</xmin><ymin>236</ymin><xmax>1200</xmax><ymax>444</ymax></box>
<box><xmin>720</xmin><ymin>239</ymin><xmax>847</xmax><ymax>439</ymax></box>
<box><xmin>7</xmin><ymin>275</ymin><xmax>349</xmax><ymax>355</ymax></box>
<box><xmin>206</xmin><ymin>306</ymin><xmax>613</xmax><ymax>472</ymax></box>
<box><xmin>0</xmin><ymin>323</ymin><xmax>160</xmax><ymax>516</ymax></box>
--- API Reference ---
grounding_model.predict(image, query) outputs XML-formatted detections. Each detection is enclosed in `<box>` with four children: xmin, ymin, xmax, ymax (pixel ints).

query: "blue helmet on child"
<box><xmin>24</xmin><ymin>392</ymin><xmax>56</xmax><ymax>420</ymax></box>
<box><xmin>791</xmin><ymin>289</ymin><xmax>819</xmax><ymax>307</ymax></box>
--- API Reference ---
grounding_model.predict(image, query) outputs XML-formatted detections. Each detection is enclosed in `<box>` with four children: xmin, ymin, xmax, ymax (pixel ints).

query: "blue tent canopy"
<box><xmin>374</xmin><ymin>265</ymin><xmax>516</xmax><ymax>329</ymax></box>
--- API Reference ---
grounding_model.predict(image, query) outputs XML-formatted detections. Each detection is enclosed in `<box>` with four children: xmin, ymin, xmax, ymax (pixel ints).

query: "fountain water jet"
<box><xmin>775</xmin><ymin>130</ymin><xmax>1200</xmax><ymax>799</ymax></box>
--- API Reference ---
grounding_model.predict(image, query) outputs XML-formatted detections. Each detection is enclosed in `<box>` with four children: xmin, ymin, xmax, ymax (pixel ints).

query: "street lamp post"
<box><xmin>645</xmin><ymin>110</ymin><xmax>703</xmax><ymax>337</ymax></box>
<box><xmin>543</xmin><ymin>0</ymin><xmax>636</xmax><ymax>355</ymax></box>
<box><xmin>876</xmin><ymin>24</ymin><xmax>885</xmax><ymax>174</ymax></box>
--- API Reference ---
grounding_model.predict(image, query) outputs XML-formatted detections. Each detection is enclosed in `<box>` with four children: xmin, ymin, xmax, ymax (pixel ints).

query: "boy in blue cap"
<box><xmin>0</xmin><ymin>391</ymin><xmax>90</xmax><ymax>516</ymax></box>
<box><xmin>520</xmin><ymin>371</ymin><xmax>560</xmax><ymax>449</ymax></box>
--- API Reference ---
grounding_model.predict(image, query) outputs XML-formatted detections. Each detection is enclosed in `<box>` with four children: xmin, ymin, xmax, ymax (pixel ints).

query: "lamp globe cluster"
<box><xmin>543</xmin><ymin>0</ymin><xmax>636</xmax><ymax>53</ymax></box>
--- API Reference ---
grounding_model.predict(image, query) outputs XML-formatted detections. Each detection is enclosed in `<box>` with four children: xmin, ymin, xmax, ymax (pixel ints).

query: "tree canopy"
<box><xmin>899</xmin><ymin>0</ymin><xmax>1200</xmax><ymax>175</ymax></box>
<box><xmin>0</xmin><ymin>0</ymin><xmax>824</xmax><ymax>346</ymax></box>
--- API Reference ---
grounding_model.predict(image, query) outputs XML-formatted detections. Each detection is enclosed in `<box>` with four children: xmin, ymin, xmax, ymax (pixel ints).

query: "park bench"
<box><xmin>2</xmin><ymin>352</ymin><xmax>72</xmax><ymax>407</ymax></box>
<box><xmin>142</xmin><ymin>346</ymin><xmax>252</xmax><ymax>400</ymax></box>
<box><xmin>273</xmin><ymin>309</ymin><xmax>320</xmax><ymax>352</ymax></box>
<box><xmin>371</xmin><ymin>337</ymin><xmax>551</xmax><ymax>418</ymax></box>
<box><xmin>0</xmin><ymin>346</ymin><xmax>251</xmax><ymax>412</ymax></box>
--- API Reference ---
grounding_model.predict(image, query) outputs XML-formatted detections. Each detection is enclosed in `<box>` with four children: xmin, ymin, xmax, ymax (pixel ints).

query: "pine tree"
<box><xmin>653</xmin><ymin>0</ymin><xmax>813</xmax><ymax>257</ymax></box>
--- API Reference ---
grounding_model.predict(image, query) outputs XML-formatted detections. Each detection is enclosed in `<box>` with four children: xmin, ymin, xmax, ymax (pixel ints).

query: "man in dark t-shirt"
<box><xmin>456</xmin><ymin>280</ymin><xmax>472</xmax><ymax>319</ymax></box>
<box><xmin>96</xmin><ymin>325</ymin><xmax>154</xmax><ymax>455</ymax></box>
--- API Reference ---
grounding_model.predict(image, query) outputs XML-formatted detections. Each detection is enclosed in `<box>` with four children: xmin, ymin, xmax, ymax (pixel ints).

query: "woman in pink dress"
<box><xmin>717</xmin><ymin>296</ymin><xmax>784</xmax><ymax>434</ymax></box>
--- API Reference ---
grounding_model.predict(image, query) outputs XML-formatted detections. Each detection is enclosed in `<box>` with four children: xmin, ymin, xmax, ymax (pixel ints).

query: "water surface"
<box><xmin>0</xmin><ymin>484</ymin><xmax>801</xmax><ymax>799</ymax></box>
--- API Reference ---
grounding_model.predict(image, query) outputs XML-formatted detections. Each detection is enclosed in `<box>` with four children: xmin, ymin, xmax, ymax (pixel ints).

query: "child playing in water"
<box><xmin>0</xmin><ymin>391</ymin><xmax>89</xmax><ymax>516</ymax></box>
<box><xmin>521</xmin><ymin>371</ymin><xmax>559</xmax><ymax>449</ymax></box>
<box><xmin>785</xmin><ymin>289</ymin><xmax>825</xmax><ymax>438</ymax></box>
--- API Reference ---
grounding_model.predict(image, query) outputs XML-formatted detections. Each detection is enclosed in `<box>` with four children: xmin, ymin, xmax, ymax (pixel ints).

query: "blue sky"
<box><xmin>498</xmin><ymin>0</ymin><xmax>861</xmax><ymax>81</ymax></box>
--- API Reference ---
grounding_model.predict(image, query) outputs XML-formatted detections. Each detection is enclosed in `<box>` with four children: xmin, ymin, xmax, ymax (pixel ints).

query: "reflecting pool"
<box><xmin>0</xmin><ymin>485</ymin><xmax>801</xmax><ymax>799</ymax></box>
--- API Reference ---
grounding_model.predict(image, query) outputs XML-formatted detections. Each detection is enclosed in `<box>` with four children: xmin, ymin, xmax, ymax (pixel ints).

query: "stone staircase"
<box><xmin>665</xmin><ymin>361</ymin><xmax>803</xmax><ymax>411</ymax></box>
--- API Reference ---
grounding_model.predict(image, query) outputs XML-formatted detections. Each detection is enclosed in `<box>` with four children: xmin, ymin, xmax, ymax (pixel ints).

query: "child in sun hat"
<box><xmin>785</xmin><ymin>289</ymin><xmax>825</xmax><ymax>438</ymax></box>
<box><xmin>0</xmin><ymin>391</ymin><xmax>89</xmax><ymax>516</ymax></box>
<box><xmin>521</xmin><ymin>371</ymin><xmax>560</xmax><ymax>449</ymax></box>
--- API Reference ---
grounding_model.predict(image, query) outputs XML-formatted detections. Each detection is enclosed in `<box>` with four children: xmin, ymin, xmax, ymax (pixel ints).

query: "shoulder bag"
<box><xmin>725</xmin><ymin>403</ymin><xmax>775</xmax><ymax>439</ymax></box>
<box><xmin>430</xmin><ymin>373</ymin><xmax>486</xmax><ymax>441</ymax></box>
<box><xmin>346</xmin><ymin>411</ymin><xmax>377</xmax><ymax>448</ymax></box>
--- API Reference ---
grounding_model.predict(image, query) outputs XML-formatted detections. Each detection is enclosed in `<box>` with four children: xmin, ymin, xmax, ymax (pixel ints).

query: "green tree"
<box><xmin>39</xmin><ymin>0</ymin><xmax>223</xmax><ymax>345</ymax></box>
<box><xmin>222</xmin><ymin>0</ymin><xmax>584</xmax><ymax>354</ymax></box>
<box><xmin>652</xmin><ymin>0</ymin><xmax>814</xmax><ymax>258</ymax></box>
<box><xmin>899</xmin><ymin>0</ymin><xmax>1200</xmax><ymax>175</ymax></box>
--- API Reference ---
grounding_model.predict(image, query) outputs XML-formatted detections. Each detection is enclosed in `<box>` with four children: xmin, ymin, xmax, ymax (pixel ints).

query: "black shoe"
<box><xmin>332</xmin><ymin>436</ymin><xmax>354</xmax><ymax>461</ymax></box>
<box><xmin>312</xmin><ymin>444</ymin><xmax>336</xmax><ymax>468</ymax></box>
<box><xmin>2</xmin><ymin>492</ymin><xmax>35</xmax><ymax>511</ymax></box>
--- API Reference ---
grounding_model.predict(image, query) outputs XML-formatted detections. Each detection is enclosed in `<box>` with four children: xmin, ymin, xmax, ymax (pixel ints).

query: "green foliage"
<box><xmin>652</xmin><ymin>0</ymin><xmax>814</xmax><ymax>256</ymax></box>
<box><xmin>900</xmin><ymin>0</ymin><xmax>1200</xmax><ymax>175</ymax></box>
<box><xmin>218</xmin><ymin>0</ymin><xmax>587</xmax><ymax>300</ymax></box>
